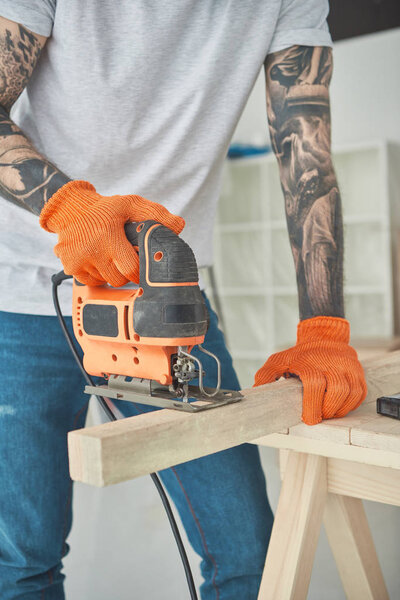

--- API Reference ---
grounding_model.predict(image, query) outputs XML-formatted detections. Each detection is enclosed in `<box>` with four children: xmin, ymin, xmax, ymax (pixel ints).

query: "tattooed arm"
<box><xmin>257</xmin><ymin>46</ymin><xmax>367</xmax><ymax>424</ymax></box>
<box><xmin>265</xmin><ymin>46</ymin><xmax>344</xmax><ymax>320</ymax></box>
<box><xmin>0</xmin><ymin>16</ymin><xmax>70</xmax><ymax>215</ymax></box>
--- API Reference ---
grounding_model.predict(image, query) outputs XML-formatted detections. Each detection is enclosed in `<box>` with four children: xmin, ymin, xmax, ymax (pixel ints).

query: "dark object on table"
<box><xmin>377</xmin><ymin>393</ymin><xmax>400</xmax><ymax>419</ymax></box>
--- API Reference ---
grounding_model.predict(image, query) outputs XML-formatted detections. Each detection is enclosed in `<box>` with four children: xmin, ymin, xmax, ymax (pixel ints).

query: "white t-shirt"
<box><xmin>0</xmin><ymin>0</ymin><xmax>332</xmax><ymax>315</ymax></box>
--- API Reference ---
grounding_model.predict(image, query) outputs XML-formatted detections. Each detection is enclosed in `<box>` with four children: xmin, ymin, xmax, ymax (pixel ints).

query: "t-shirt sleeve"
<box><xmin>269</xmin><ymin>0</ymin><xmax>332</xmax><ymax>54</ymax></box>
<box><xmin>0</xmin><ymin>0</ymin><xmax>56</xmax><ymax>37</ymax></box>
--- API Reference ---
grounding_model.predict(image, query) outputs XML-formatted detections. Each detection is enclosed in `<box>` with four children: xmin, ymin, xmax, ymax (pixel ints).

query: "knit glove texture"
<box><xmin>254</xmin><ymin>316</ymin><xmax>367</xmax><ymax>425</ymax></box>
<box><xmin>40</xmin><ymin>180</ymin><xmax>185</xmax><ymax>286</ymax></box>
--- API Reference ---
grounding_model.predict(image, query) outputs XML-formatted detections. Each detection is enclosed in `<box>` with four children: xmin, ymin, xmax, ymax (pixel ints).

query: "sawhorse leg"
<box><xmin>323</xmin><ymin>494</ymin><xmax>389</xmax><ymax>599</ymax></box>
<box><xmin>258</xmin><ymin>451</ymin><xmax>327</xmax><ymax>599</ymax></box>
<box><xmin>257</xmin><ymin>450</ymin><xmax>389</xmax><ymax>600</ymax></box>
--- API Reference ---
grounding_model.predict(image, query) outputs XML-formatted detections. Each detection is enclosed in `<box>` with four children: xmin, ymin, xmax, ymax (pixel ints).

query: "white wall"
<box><xmin>331</xmin><ymin>27</ymin><xmax>400</xmax><ymax>147</ymax></box>
<box><xmin>233</xmin><ymin>27</ymin><xmax>400</xmax><ymax>149</ymax></box>
<box><xmin>64</xmin><ymin>29</ymin><xmax>400</xmax><ymax>599</ymax></box>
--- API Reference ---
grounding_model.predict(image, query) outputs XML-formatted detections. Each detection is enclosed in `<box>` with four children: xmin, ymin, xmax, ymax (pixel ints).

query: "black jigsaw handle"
<box><xmin>124</xmin><ymin>221</ymin><xmax>208</xmax><ymax>339</ymax></box>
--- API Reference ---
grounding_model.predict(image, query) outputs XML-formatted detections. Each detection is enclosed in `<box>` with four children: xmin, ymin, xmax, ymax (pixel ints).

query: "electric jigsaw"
<box><xmin>72</xmin><ymin>220</ymin><xmax>242</xmax><ymax>411</ymax></box>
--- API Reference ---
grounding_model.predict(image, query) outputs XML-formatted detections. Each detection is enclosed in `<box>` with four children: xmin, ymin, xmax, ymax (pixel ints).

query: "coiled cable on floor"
<box><xmin>52</xmin><ymin>272</ymin><xmax>198</xmax><ymax>600</ymax></box>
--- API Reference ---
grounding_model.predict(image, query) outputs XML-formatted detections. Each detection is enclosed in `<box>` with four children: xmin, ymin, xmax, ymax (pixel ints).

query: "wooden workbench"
<box><xmin>68</xmin><ymin>350</ymin><xmax>400</xmax><ymax>599</ymax></box>
<box><xmin>254</xmin><ymin>350</ymin><xmax>400</xmax><ymax>600</ymax></box>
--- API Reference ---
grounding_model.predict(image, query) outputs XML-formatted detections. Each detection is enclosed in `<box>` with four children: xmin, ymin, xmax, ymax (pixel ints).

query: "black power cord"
<box><xmin>52</xmin><ymin>272</ymin><xmax>198</xmax><ymax>600</ymax></box>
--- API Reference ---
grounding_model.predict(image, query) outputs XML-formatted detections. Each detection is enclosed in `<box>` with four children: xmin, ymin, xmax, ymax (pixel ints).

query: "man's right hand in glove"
<box><xmin>39</xmin><ymin>180</ymin><xmax>185</xmax><ymax>287</ymax></box>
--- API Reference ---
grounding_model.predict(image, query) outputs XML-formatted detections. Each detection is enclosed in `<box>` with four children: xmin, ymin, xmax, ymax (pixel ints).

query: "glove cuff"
<box><xmin>297</xmin><ymin>316</ymin><xmax>350</xmax><ymax>345</ymax></box>
<box><xmin>39</xmin><ymin>180</ymin><xmax>98</xmax><ymax>232</ymax></box>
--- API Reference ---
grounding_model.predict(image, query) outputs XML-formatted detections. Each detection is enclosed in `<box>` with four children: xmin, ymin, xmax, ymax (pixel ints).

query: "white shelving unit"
<box><xmin>205</xmin><ymin>141</ymin><xmax>400</xmax><ymax>388</ymax></box>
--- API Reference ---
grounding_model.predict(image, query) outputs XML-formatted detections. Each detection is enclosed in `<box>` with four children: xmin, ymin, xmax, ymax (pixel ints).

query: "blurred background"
<box><xmin>65</xmin><ymin>7</ymin><xmax>400</xmax><ymax>599</ymax></box>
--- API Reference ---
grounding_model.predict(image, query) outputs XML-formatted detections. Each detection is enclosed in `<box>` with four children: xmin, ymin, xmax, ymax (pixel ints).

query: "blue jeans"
<box><xmin>0</xmin><ymin>295</ymin><xmax>273</xmax><ymax>599</ymax></box>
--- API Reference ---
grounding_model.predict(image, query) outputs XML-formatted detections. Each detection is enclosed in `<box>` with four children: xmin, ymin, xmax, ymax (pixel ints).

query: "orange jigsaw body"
<box><xmin>67</xmin><ymin>222</ymin><xmax>240</xmax><ymax>414</ymax></box>
<box><xmin>72</xmin><ymin>283</ymin><xmax>204</xmax><ymax>386</ymax></box>
<box><xmin>71</xmin><ymin>220</ymin><xmax>208</xmax><ymax>387</ymax></box>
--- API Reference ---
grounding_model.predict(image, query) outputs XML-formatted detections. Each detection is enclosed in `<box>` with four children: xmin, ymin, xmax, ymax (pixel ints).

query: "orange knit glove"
<box><xmin>40</xmin><ymin>180</ymin><xmax>185</xmax><ymax>287</ymax></box>
<box><xmin>254</xmin><ymin>316</ymin><xmax>367</xmax><ymax>425</ymax></box>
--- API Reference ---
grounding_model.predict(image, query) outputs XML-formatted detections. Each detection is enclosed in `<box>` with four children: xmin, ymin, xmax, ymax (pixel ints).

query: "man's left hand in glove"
<box><xmin>255</xmin><ymin>316</ymin><xmax>367</xmax><ymax>425</ymax></box>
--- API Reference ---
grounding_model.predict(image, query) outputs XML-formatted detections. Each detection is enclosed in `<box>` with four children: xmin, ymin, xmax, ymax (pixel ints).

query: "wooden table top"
<box><xmin>255</xmin><ymin>350</ymin><xmax>400</xmax><ymax>470</ymax></box>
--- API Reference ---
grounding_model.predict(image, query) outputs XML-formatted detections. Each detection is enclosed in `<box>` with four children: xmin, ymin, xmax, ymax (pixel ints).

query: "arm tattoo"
<box><xmin>0</xmin><ymin>106</ymin><xmax>70</xmax><ymax>215</ymax></box>
<box><xmin>0</xmin><ymin>21</ymin><xmax>70</xmax><ymax>215</ymax></box>
<box><xmin>0</xmin><ymin>23</ymin><xmax>42</xmax><ymax>111</ymax></box>
<box><xmin>265</xmin><ymin>46</ymin><xmax>344</xmax><ymax>320</ymax></box>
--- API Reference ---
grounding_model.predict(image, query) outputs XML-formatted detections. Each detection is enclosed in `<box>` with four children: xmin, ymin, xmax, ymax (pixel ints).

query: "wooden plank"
<box><xmin>255</xmin><ymin>400</ymin><xmax>380</xmax><ymax>450</ymax></box>
<box><xmin>286</xmin><ymin>398</ymin><xmax>381</xmax><ymax>445</ymax></box>
<box><xmin>68</xmin><ymin>350</ymin><xmax>400</xmax><ymax>486</ymax></box>
<box><xmin>361</xmin><ymin>350</ymin><xmax>400</xmax><ymax>404</ymax></box>
<box><xmin>287</xmin><ymin>420</ymin><xmax>350</xmax><ymax>444</ymax></box>
<box><xmin>257</xmin><ymin>351</ymin><xmax>400</xmax><ymax>460</ymax></box>
<box><xmin>351</xmin><ymin>414</ymin><xmax>400</xmax><ymax>453</ymax></box>
<box><xmin>328</xmin><ymin>459</ymin><xmax>400</xmax><ymax>506</ymax></box>
<box><xmin>255</xmin><ymin>432</ymin><xmax>400</xmax><ymax>469</ymax></box>
<box><xmin>324</xmin><ymin>494</ymin><xmax>389</xmax><ymax>600</ymax></box>
<box><xmin>258</xmin><ymin>451</ymin><xmax>327</xmax><ymax>600</ymax></box>
<box><xmin>284</xmin><ymin>351</ymin><xmax>400</xmax><ymax>445</ymax></box>
<box><xmin>279</xmin><ymin>451</ymin><xmax>400</xmax><ymax>505</ymax></box>
<box><xmin>68</xmin><ymin>378</ymin><xmax>303</xmax><ymax>486</ymax></box>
